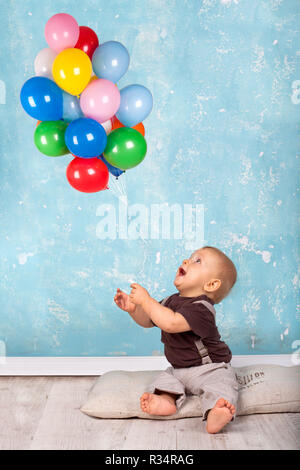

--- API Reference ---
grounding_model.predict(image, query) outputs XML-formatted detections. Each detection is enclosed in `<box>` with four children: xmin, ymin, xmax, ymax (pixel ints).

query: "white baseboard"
<box><xmin>0</xmin><ymin>354</ymin><xmax>294</xmax><ymax>376</ymax></box>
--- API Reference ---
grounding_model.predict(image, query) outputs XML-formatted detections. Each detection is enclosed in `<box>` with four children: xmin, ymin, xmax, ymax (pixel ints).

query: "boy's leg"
<box><xmin>200</xmin><ymin>364</ymin><xmax>239</xmax><ymax>433</ymax></box>
<box><xmin>140</xmin><ymin>367</ymin><xmax>186</xmax><ymax>416</ymax></box>
<box><xmin>183</xmin><ymin>362</ymin><xmax>239</xmax><ymax>433</ymax></box>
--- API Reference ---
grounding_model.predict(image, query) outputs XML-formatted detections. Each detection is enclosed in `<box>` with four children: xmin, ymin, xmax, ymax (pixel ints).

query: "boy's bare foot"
<box><xmin>140</xmin><ymin>392</ymin><xmax>177</xmax><ymax>416</ymax></box>
<box><xmin>206</xmin><ymin>398</ymin><xmax>236</xmax><ymax>434</ymax></box>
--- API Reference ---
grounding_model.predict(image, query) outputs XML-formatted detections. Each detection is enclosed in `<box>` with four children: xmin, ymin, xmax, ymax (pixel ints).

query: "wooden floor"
<box><xmin>0</xmin><ymin>376</ymin><xmax>299</xmax><ymax>450</ymax></box>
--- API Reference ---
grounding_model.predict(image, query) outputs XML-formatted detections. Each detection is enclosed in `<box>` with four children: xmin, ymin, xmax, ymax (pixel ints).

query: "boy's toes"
<box><xmin>226</xmin><ymin>403</ymin><xmax>235</xmax><ymax>416</ymax></box>
<box><xmin>140</xmin><ymin>401</ymin><xmax>146</xmax><ymax>412</ymax></box>
<box><xmin>215</xmin><ymin>398</ymin><xmax>227</xmax><ymax>408</ymax></box>
<box><xmin>140</xmin><ymin>393</ymin><xmax>149</xmax><ymax>412</ymax></box>
<box><xmin>224</xmin><ymin>400</ymin><xmax>235</xmax><ymax>414</ymax></box>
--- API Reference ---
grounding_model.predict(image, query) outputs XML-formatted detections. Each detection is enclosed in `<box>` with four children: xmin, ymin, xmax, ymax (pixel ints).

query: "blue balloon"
<box><xmin>20</xmin><ymin>76</ymin><xmax>63</xmax><ymax>121</ymax></box>
<box><xmin>99</xmin><ymin>155</ymin><xmax>125</xmax><ymax>178</ymax></box>
<box><xmin>92</xmin><ymin>41</ymin><xmax>130</xmax><ymax>83</ymax></box>
<box><xmin>116</xmin><ymin>84</ymin><xmax>153</xmax><ymax>127</ymax></box>
<box><xmin>65</xmin><ymin>118</ymin><xmax>107</xmax><ymax>158</ymax></box>
<box><xmin>62</xmin><ymin>91</ymin><xmax>85</xmax><ymax>122</ymax></box>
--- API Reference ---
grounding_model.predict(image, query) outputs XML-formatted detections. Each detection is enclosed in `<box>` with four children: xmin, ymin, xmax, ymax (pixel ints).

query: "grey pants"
<box><xmin>146</xmin><ymin>362</ymin><xmax>239</xmax><ymax>420</ymax></box>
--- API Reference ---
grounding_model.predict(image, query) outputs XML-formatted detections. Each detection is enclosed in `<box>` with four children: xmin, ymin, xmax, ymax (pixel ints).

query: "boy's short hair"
<box><xmin>202</xmin><ymin>246</ymin><xmax>237</xmax><ymax>304</ymax></box>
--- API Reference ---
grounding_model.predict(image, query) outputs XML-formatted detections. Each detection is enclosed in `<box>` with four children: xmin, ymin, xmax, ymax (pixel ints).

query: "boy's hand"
<box><xmin>129</xmin><ymin>283</ymin><xmax>151</xmax><ymax>307</ymax></box>
<box><xmin>114</xmin><ymin>288</ymin><xmax>136</xmax><ymax>314</ymax></box>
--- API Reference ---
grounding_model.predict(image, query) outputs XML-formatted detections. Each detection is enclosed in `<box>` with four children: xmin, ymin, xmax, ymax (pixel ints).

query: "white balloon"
<box><xmin>34</xmin><ymin>48</ymin><xmax>57</xmax><ymax>79</ymax></box>
<box><xmin>101</xmin><ymin>118</ymin><xmax>113</xmax><ymax>135</ymax></box>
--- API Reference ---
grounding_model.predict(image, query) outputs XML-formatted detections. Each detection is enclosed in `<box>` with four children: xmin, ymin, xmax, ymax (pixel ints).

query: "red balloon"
<box><xmin>75</xmin><ymin>26</ymin><xmax>99</xmax><ymax>60</ymax></box>
<box><xmin>66</xmin><ymin>157</ymin><xmax>109</xmax><ymax>193</ymax></box>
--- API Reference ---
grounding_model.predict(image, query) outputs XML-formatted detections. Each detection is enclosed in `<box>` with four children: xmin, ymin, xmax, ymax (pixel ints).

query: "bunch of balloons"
<box><xmin>20</xmin><ymin>13</ymin><xmax>153</xmax><ymax>193</ymax></box>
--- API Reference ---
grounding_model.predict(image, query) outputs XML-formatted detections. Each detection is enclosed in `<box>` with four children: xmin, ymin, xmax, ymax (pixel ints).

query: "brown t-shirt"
<box><xmin>155</xmin><ymin>293</ymin><xmax>232</xmax><ymax>368</ymax></box>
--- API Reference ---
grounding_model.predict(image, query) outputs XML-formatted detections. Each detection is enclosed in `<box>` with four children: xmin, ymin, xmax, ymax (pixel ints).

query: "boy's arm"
<box><xmin>142</xmin><ymin>297</ymin><xmax>191</xmax><ymax>333</ymax></box>
<box><xmin>128</xmin><ymin>304</ymin><xmax>154</xmax><ymax>328</ymax></box>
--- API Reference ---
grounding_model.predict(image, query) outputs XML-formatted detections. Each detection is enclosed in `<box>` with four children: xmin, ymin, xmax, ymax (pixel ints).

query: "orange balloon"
<box><xmin>111</xmin><ymin>116</ymin><xmax>145</xmax><ymax>136</ymax></box>
<box><xmin>88</xmin><ymin>75</ymin><xmax>98</xmax><ymax>85</ymax></box>
<box><xmin>36</xmin><ymin>120</ymin><xmax>42</xmax><ymax>127</ymax></box>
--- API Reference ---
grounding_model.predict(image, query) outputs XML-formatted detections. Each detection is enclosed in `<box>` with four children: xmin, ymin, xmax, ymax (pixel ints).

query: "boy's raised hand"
<box><xmin>129</xmin><ymin>283</ymin><xmax>151</xmax><ymax>306</ymax></box>
<box><xmin>114</xmin><ymin>288</ymin><xmax>136</xmax><ymax>314</ymax></box>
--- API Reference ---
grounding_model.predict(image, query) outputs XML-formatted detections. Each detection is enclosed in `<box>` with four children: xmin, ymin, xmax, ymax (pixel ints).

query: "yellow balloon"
<box><xmin>52</xmin><ymin>48</ymin><xmax>92</xmax><ymax>96</ymax></box>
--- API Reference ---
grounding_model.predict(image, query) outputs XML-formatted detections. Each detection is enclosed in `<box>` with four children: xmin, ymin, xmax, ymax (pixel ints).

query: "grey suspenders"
<box><xmin>192</xmin><ymin>300</ymin><xmax>216</xmax><ymax>364</ymax></box>
<box><xmin>160</xmin><ymin>296</ymin><xmax>171</xmax><ymax>307</ymax></box>
<box><xmin>160</xmin><ymin>296</ymin><xmax>216</xmax><ymax>365</ymax></box>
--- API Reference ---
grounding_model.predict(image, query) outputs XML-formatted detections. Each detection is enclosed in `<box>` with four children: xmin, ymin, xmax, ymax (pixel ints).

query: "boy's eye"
<box><xmin>189</xmin><ymin>256</ymin><xmax>201</xmax><ymax>263</ymax></box>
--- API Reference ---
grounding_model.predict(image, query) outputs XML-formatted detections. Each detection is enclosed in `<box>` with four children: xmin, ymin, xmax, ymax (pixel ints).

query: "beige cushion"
<box><xmin>81</xmin><ymin>364</ymin><xmax>300</xmax><ymax>419</ymax></box>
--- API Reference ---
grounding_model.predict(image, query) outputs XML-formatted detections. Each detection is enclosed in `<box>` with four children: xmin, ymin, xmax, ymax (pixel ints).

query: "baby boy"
<box><xmin>114</xmin><ymin>246</ymin><xmax>238</xmax><ymax>434</ymax></box>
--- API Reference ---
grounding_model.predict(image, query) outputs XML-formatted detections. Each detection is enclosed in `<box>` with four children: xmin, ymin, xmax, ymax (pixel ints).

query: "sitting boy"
<box><xmin>114</xmin><ymin>246</ymin><xmax>238</xmax><ymax>434</ymax></box>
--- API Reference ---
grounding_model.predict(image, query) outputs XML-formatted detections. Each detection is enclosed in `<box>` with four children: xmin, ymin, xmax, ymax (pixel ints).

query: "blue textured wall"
<box><xmin>0</xmin><ymin>0</ymin><xmax>299</xmax><ymax>357</ymax></box>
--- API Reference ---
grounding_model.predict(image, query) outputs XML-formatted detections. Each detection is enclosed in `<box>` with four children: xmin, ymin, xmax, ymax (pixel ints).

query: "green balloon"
<box><xmin>34</xmin><ymin>121</ymin><xmax>69</xmax><ymax>157</ymax></box>
<box><xmin>103</xmin><ymin>127</ymin><xmax>147</xmax><ymax>170</ymax></box>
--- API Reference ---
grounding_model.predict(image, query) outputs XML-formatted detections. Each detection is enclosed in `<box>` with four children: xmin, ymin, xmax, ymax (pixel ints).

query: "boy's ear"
<box><xmin>204</xmin><ymin>278</ymin><xmax>221</xmax><ymax>293</ymax></box>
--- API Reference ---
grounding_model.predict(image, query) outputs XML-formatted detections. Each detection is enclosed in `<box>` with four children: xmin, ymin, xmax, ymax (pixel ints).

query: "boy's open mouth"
<box><xmin>178</xmin><ymin>267</ymin><xmax>186</xmax><ymax>276</ymax></box>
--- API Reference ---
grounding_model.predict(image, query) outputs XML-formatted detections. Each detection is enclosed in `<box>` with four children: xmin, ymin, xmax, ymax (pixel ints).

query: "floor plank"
<box><xmin>0</xmin><ymin>377</ymin><xmax>53</xmax><ymax>450</ymax></box>
<box><xmin>121</xmin><ymin>418</ymin><xmax>178</xmax><ymax>450</ymax></box>
<box><xmin>29</xmin><ymin>376</ymin><xmax>132</xmax><ymax>450</ymax></box>
<box><xmin>0</xmin><ymin>377</ymin><xmax>299</xmax><ymax>450</ymax></box>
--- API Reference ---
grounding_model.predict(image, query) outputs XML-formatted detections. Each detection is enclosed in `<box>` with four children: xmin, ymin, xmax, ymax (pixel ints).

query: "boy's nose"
<box><xmin>182</xmin><ymin>259</ymin><xmax>189</xmax><ymax>267</ymax></box>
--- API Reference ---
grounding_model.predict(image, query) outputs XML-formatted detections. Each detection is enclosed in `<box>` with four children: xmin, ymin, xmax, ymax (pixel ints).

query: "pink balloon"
<box><xmin>80</xmin><ymin>79</ymin><xmax>121</xmax><ymax>123</ymax></box>
<box><xmin>45</xmin><ymin>13</ymin><xmax>79</xmax><ymax>53</ymax></box>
